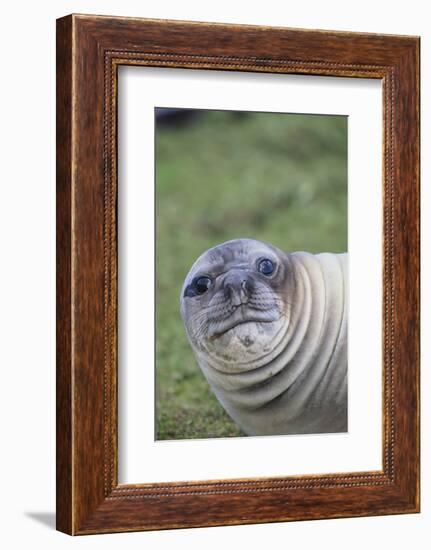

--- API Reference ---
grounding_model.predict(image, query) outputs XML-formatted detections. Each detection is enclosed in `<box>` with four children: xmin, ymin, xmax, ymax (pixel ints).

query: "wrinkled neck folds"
<box><xmin>191</xmin><ymin>252</ymin><xmax>347</xmax><ymax>433</ymax></box>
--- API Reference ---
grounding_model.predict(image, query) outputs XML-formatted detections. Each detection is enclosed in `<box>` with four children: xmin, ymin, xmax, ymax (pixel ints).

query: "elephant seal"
<box><xmin>180</xmin><ymin>238</ymin><xmax>347</xmax><ymax>436</ymax></box>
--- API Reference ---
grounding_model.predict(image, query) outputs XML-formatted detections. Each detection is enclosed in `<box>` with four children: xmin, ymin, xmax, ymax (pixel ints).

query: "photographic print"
<box><xmin>57</xmin><ymin>15</ymin><xmax>419</xmax><ymax>533</ymax></box>
<box><xmin>155</xmin><ymin>108</ymin><xmax>348</xmax><ymax>440</ymax></box>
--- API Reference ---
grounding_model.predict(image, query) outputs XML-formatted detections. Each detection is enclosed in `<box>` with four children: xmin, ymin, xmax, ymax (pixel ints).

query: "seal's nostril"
<box><xmin>224</xmin><ymin>273</ymin><xmax>252</xmax><ymax>306</ymax></box>
<box><xmin>240</xmin><ymin>280</ymin><xmax>250</xmax><ymax>304</ymax></box>
<box><xmin>225</xmin><ymin>281</ymin><xmax>245</xmax><ymax>306</ymax></box>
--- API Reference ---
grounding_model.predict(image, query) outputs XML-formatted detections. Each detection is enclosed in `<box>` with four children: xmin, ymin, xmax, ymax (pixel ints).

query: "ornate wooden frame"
<box><xmin>56</xmin><ymin>14</ymin><xmax>420</xmax><ymax>535</ymax></box>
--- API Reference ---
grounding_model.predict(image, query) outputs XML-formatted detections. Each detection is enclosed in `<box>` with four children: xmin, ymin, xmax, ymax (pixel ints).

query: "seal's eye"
<box><xmin>258</xmin><ymin>258</ymin><xmax>275</xmax><ymax>276</ymax></box>
<box><xmin>194</xmin><ymin>276</ymin><xmax>212</xmax><ymax>294</ymax></box>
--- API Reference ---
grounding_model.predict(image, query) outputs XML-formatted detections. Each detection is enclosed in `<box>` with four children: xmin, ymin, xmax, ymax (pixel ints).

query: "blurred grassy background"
<box><xmin>155</xmin><ymin>109</ymin><xmax>347</xmax><ymax>440</ymax></box>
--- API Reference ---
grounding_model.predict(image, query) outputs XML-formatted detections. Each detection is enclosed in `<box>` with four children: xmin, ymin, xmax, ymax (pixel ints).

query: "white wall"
<box><xmin>0</xmin><ymin>1</ymin><xmax>427</xmax><ymax>548</ymax></box>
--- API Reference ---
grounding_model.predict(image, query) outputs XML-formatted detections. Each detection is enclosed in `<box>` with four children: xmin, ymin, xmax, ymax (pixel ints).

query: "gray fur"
<box><xmin>180</xmin><ymin>238</ymin><xmax>347</xmax><ymax>436</ymax></box>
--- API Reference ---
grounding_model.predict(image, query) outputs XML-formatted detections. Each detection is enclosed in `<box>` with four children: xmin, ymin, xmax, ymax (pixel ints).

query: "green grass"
<box><xmin>155</xmin><ymin>110</ymin><xmax>347</xmax><ymax>440</ymax></box>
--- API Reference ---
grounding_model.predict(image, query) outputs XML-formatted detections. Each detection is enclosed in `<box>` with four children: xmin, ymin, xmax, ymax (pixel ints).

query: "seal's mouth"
<box><xmin>207</xmin><ymin>304</ymin><xmax>279</xmax><ymax>339</ymax></box>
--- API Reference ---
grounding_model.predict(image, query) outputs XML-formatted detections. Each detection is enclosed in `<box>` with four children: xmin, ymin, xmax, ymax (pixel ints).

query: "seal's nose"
<box><xmin>224</xmin><ymin>271</ymin><xmax>251</xmax><ymax>306</ymax></box>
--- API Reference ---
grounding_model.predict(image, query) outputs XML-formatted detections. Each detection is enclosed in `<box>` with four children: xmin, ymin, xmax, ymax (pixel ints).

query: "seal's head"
<box><xmin>180</xmin><ymin>238</ymin><xmax>294</xmax><ymax>372</ymax></box>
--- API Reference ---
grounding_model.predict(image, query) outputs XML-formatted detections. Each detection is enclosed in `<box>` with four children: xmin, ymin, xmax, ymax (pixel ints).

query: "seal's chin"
<box><xmin>207</xmin><ymin>305</ymin><xmax>280</xmax><ymax>339</ymax></box>
<box><xmin>200</xmin><ymin>312</ymin><xmax>287</xmax><ymax>372</ymax></box>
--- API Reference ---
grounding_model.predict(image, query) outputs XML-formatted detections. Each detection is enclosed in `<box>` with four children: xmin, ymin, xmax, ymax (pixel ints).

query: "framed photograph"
<box><xmin>56</xmin><ymin>14</ymin><xmax>420</xmax><ymax>535</ymax></box>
